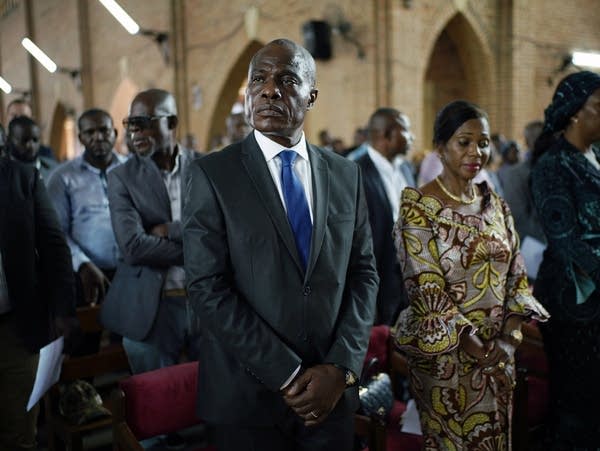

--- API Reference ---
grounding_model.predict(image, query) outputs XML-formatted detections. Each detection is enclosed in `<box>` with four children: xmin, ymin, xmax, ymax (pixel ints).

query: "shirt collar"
<box><xmin>162</xmin><ymin>146</ymin><xmax>181</xmax><ymax>176</ymax></box>
<box><xmin>254</xmin><ymin>129</ymin><xmax>309</xmax><ymax>163</ymax></box>
<box><xmin>367</xmin><ymin>144</ymin><xmax>394</xmax><ymax>174</ymax></box>
<box><xmin>79</xmin><ymin>150</ymin><xmax>125</xmax><ymax>173</ymax></box>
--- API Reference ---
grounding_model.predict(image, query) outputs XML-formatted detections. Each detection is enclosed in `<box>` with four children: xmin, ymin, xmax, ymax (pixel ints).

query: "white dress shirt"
<box><xmin>254</xmin><ymin>130</ymin><xmax>314</xmax><ymax>222</ymax></box>
<box><xmin>161</xmin><ymin>150</ymin><xmax>186</xmax><ymax>291</ymax></box>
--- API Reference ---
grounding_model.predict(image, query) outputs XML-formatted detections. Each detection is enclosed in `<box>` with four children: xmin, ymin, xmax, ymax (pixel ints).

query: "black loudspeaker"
<box><xmin>302</xmin><ymin>20</ymin><xmax>332</xmax><ymax>60</ymax></box>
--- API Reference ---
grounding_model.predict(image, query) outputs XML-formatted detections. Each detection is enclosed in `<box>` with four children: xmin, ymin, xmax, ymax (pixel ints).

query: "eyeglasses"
<box><xmin>122</xmin><ymin>115</ymin><xmax>171</xmax><ymax>130</ymax></box>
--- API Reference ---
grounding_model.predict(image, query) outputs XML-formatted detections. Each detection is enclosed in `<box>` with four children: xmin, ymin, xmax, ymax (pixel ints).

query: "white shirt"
<box><xmin>161</xmin><ymin>150</ymin><xmax>186</xmax><ymax>291</ymax></box>
<box><xmin>254</xmin><ymin>130</ymin><xmax>314</xmax><ymax>222</ymax></box>
<box><xmin>0</xmin><ymin>251</ymin><xmax>10</xmax><ymax>314</ymax></box>
<box><xmin>367</xmin><ymin>145</ymin><xmax>405</xmax><ymax>221</ymax></box>
<box><xmin>254</xmin><ymin>129</ymin><xmax>313</xmax><ymax>388</ymax></box>
<box><xmin>584</xmin><ymin>148</ymin><xmax>600</xmax><ymax>170</ymax></box>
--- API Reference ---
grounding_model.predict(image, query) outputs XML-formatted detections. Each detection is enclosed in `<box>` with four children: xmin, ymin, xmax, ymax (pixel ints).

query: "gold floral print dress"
<box><xmin>393</xmin><ymin>184</ymin><xmax>549</xmax><ymax>451</ymax></box>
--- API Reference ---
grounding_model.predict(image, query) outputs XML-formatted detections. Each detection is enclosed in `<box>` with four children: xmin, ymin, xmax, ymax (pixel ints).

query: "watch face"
<box><xmin>346</xmin><ymin>371</ymin><xmax>357</xmax><ymax>386</ymax></box>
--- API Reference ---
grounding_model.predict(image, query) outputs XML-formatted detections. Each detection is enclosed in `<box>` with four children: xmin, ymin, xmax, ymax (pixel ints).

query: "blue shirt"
<box><xmin>47</xmin><ymin>153</ymin><xmax>127</xmax><ymax>271</ymax></box>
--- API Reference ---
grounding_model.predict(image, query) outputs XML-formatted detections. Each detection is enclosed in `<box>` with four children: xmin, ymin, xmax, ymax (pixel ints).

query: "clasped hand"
<box><xmin>282</xmin><ymin>364</ymin><xmax>346</xmax><ymax>426</ymax></box>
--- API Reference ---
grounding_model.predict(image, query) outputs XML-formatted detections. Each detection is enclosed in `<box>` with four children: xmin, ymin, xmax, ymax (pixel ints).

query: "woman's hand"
<box><xmin>481</xmin><ymin>338</ymin><xmax>516</xmax><ymax>394</ymax></box>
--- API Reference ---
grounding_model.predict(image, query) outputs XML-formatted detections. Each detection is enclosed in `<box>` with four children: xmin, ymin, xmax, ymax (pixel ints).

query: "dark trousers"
<box><xmin>123</xmin><ymin>294</ymin><xmax>202</xmax><ymax>374</ymax></box>
<box><xmin>0</xmin><ymin>314</ymin><xmax>39</xmax><ymax>450</ymax></box>
<box><xmin>213</xmin><ymin>408</ymin><xmax>354</xmax><ymax>451</ymax></box>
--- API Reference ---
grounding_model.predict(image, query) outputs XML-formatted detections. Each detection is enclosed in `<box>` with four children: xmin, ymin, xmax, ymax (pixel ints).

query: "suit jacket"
<box><xmin>101</xmin><ymin>146</ymin><xmax>197</xmax><ymax>340</ymax></box>
<box><xmin>531</xmin><ymin>137</ymin><xmax>600</xmax><ymax>319</ymax></box>
<box><xmin>0</xmin><ymin>158</ymin><xmax>75</xmax><ymax>352</ymax></box>
<box><xmin>498</xmin><ymin>159</ymin><xmax>546</xmax><ymax>245</ymax></box>
<box><xmin>183</xmin><ymin>133</ymin><xmax>379</xmax><ymax>425</ymax></box>
<box><xmin>356</xmin><ymin>153</ymin><xmax>409</xmax><ymax>325</ymax></box>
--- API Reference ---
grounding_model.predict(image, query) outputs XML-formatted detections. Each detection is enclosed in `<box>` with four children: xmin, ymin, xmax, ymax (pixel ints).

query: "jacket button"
<box><xmin>303</xmin><ymin>285</ymin><xmax>311</xmax><ymax>296</ymax></box>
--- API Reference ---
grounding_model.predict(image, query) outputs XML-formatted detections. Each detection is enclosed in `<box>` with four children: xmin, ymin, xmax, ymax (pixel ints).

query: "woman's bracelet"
<box><xmin>502</xmin><ymin>329</ymin><xmax>523</xmax><ymax>346</ymax></box>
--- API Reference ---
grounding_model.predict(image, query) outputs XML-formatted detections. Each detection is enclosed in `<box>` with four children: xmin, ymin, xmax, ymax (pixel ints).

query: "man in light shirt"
<box><xmin>355</xmin><ymin>107</ymin><xmax>415</xmax><ymax>325</ymax></box>
<box><xmin>183</xmin><ymin>39</ymin><xmax>378</xmax><ymax>450</ymax></box>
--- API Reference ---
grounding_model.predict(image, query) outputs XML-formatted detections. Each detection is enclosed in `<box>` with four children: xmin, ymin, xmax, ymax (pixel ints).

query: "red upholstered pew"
<box><xmin>112</xmin><ymin>361</ymin><xmax>215</xmax><ymax>451</ymax></box>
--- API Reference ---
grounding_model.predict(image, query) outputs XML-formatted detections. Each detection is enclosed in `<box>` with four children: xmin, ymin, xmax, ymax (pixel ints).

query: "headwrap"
<box><xmin>543</xmin><ymin>70</ymin><xmax>600</xmax><ymax>133</ymax></box>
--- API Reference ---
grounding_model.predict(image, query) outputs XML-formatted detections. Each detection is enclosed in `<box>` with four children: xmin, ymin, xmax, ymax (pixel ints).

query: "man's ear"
<box><xmin>307</xmin><ymin>89</ymin><xmax>319</xmax><ymax>110</ymax></box>
<box><xmin>168</xmin><ymin>115</ymin><xmax>179</xmax><ymax>130</ymax></box>
<box><xmin>113</xmin><ymin>128</ymin><xmax>118</xmax><ymax>139</ymax></box>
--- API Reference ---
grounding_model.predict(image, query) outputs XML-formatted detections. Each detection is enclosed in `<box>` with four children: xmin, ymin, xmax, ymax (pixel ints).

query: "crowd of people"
<box><xmin>1</xmin><ymin>37</ymin><xmax>599</xmax><ymax>451</ymax></box>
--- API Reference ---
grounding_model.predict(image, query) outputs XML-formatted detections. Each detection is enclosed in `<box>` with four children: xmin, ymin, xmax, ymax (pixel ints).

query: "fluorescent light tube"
<box><xmin>98</xmin><ymin>0</ymin><xmax>140</xmax><ymax>34</ymax></box>
<box><xmin>572</xmin><ymin>51</ymin><xmax>600</xmax><ymax>69</ymax></box>
<box><xmin>21</xmin><ymin>38</ymin><xmax>57</xmax><ymax>73</ymax></box>
<box><xmin>0</xmin><ymin>76</ymin><xmax>12</xmax><ymax>94</ymax></box>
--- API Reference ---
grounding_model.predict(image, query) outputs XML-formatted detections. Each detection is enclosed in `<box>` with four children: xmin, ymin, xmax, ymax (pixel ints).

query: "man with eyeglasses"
<box><xmin>101</xmin><ymin>89</ymin><xmax>201</xmax><ymax>371</ymax></box>
<box><xmin>47</xmin><ymin>109</ymin><xmax>125</xmax><ymax>333</ymax></box>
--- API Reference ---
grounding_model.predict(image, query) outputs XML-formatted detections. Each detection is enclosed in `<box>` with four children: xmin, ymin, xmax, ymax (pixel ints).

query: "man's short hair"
<box><xmin>8</xmin><ymin>115</ymin><xmax>38</xmax><ymax>136</ymax></box>
<box><xmin>77</xmin><ymin>108</ymin><xmax>113</xmax><ymax>131</ymax></box>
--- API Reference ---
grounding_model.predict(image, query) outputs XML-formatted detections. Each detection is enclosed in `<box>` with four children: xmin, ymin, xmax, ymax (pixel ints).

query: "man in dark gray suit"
<box><xmin>101</xmin><ymin>89</ymin><xmax>201</xmax><ymax>377</ymax></box>
<box><xmin>356</xmin><ymin>108</ymin><xmax>415</xmax><ymax>325</ymax></box>
<box><xmin>183</xmin><ymin>39</ymin><xmax>378</xmax><ymax>450</ymax></box>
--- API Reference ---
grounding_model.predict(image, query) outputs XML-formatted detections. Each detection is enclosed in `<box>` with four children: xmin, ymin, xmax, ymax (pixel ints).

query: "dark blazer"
<box><xmin>101</xmin><ymin>146</ymin><xmax>197</xmax><ymax>340</ymax></box>
<box><xmin>499</xmin><ymin>159</ymin><xmax>546</xmax><ymax>245</ymax></box>
<box><xmin>0</xmin><ymin>158</ymin><xmax>75</xmax><ymax>352</ymax></box>
<box><xmin>183</xmin><ymin>133</ymin><xmax>379</xmax><ymax>426</ymax></box>
<box><xmin>356</xmin><ymin>153</ymin><xmax>409</xmax><ymax>325</ymax></box>
<box><xmin>531</xmin><ymin>137</ymin><xmax>600</xmax><ymax>320</ymax></box>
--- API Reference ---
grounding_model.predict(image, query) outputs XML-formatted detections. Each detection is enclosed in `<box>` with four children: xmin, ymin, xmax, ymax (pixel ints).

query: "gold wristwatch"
<box><xmin>333</xmin><ymin>364</ymin><xmax>357</xmax><ymax>387</ymax></box>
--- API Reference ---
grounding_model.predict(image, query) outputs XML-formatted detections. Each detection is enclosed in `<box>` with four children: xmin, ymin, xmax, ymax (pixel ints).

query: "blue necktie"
<box><xmin>279</xmin><ymin>150</ymin><xmax>312</xmax><ymax>271</ymax></box>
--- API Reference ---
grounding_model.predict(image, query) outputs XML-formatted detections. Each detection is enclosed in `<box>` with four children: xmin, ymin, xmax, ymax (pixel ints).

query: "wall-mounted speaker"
<box><xmin>302</xmin><ymin>20</ymin><xmax>332</xmax><ymax>60</ymax></box>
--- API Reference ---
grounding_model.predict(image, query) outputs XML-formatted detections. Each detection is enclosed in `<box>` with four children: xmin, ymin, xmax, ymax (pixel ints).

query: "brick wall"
<box><xmin>0</xmin><ymin>0</ymin><xmax>598</xmax><ymax>152</ymax></box>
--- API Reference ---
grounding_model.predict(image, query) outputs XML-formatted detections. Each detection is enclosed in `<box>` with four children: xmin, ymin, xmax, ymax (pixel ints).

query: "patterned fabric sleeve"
<box><xmin>498</xmin><ymin>195</ymin><xmax>550</xmax><ymax>322</ymax></box>
<box><xmin>393</xmin><ymin>188</ymin><xmax>474</xmax><ymax>355</ymax></box>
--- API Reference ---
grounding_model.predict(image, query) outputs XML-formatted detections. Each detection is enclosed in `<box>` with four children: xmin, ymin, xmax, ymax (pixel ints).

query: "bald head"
<box><xmin>368</xmin><ymin>107</ymin><xmax>413</xmax><ymax>160</ymax></box>
<box><xmin>250</xmin><ymin>39</ymin><xmax>317</xmax><ymax>88</ymax></box>
<box><xmin>127</xmin><ymin>89</ymin><xmax>178</xmax><ymax>158</ymax></box>
<box><xmin>130</xmin><ymin>89</ymin><xmax>178</xmax><ymax>117</ymax></box>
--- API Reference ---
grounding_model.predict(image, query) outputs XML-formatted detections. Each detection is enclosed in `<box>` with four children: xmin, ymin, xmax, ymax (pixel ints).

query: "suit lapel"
<box><xmin>363</xmin><ymin>156</ymin><xmax>393</xmax><ymax>221</ymax></box>
<box><xmin>136</xmin><ymin>154</ymin><xmax>171</xmax><ymax>215</ymax></box>
<box><xmin>305</xmin><ymin>144</ymin><xmax>328</xmax><ymax>280</ymax></box>
<box><xmin>240</xmin><ymin>135</ymin><xmax>304</xmax><ymax>274</ymax></box>
<box><xmin>0</xmin><ymin>160</ymin><xmax>9</xmax><ymax>251</ymax></box>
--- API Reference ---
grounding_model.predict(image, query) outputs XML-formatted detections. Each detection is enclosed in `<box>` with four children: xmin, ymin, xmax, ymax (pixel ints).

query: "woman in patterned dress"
<box><xmin>530</xmin><ymin>71</ymin><xmax>600</xmax><ymax>449</ymax></box>
<box><xmin>393</xmin><ymin>100</ymin><xmax>549</xmax><ymax>450</ymax></box>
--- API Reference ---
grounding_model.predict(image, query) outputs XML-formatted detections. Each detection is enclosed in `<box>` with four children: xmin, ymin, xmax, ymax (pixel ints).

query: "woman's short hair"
<box><xmin>433</xmin><ymin>100</ymin><xmax>488</xmax><ymax>147</ymax></box>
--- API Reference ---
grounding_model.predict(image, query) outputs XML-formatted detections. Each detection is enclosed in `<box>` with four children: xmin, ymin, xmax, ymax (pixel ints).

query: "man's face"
<box><xmin>6</xmin><ymin>102</ymin><xmax>33</xmax><ymax>124</ymax></box>
<box><xmin>226</xmin><ymin>113</ymin><xmax>252</xmax><ymax>143</ymax></box>
<box><xmin>388</xmin><ymin>113</ymin><xmax>414</xmax><ymax>157</ymax></box>
<box><xmin>10</xmin><ymin>123</ymin><xmax>40</xmax><ymax>162</ymax></box>
<box><xmin>79</xmin><ymin>113</ymin><xmax>116</xmax><ymax>163</ymax></box>
<box><xmin>244</xmin><ymin>43</ymin><xmax>318</xmax><ymax>145</ymax></box>
<box><xmin>125</xmin><ymin>99</ymin><xmax>172</xmax><ymax>157</ymax></box>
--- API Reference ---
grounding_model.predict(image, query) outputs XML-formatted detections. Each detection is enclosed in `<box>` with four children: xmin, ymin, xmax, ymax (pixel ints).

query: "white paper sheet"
<box><xmin>27</xmin><ymin>336</ymin><xmax>64</xmax><ymax>411</ymax></box>
<box><xmin>520</xmin><ymin>236</ymin><xmax>547</xmax><ymax>280</ymax></box>
<box><xmin>400</xmin><ymin>398</ymin><xmax>422</xmax><ymax>435</ymax></box>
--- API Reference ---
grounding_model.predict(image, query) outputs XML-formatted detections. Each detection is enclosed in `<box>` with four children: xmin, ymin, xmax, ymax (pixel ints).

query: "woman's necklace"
<box><xmin>435</xmin><ymin>176</ymin><xmax>477</xmax><ymax>205</ymax></box>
